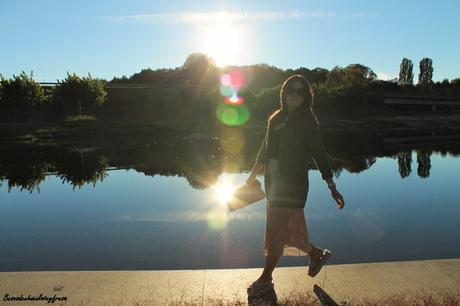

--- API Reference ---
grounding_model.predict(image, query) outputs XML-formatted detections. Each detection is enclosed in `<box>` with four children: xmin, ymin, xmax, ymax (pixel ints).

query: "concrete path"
<box><xmin>1</xmin><ymin>258</ymin><xmax>459</xmax><ymax>305</ymax></box>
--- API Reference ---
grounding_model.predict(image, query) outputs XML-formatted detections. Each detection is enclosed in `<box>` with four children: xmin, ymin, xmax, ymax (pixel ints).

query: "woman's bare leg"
<box><xmin>257</xmin><ymin>245</ymin><xmax>323</xmax><ymax>282</ymax></box>
<box><xmin>256</xmin><ymin>244</ymin><xmax>323</xmax><ymax>282</ymax></box>
<box><xmin>257</xmin><ymin>254</ymin><xmax>281</xmax><ymax>282</ymax></box>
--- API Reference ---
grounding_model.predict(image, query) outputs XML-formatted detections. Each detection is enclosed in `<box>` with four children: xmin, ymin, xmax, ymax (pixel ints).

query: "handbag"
<box><xmin>227</xmin><ymin>178</ymin><xmax>266</xmax><ymax>212</ymax></box>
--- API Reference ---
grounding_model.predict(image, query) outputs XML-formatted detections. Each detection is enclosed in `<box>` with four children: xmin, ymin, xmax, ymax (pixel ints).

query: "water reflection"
<box><xmin>1</xmin><ymin>131</ymin><xmax>459</xmax><ymax>193</ymax></box>
<box><xmin>0</xmin><ymin>147</ymin><xmax>109</xmax><ymax>193</ymax></box>
<box><xmin>1</xmin><ymin>131</ymin><xmax>459</xmax><ymax>271</ymax></box>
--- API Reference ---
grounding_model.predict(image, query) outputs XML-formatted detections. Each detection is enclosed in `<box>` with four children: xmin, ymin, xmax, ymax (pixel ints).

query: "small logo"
<box><xmin>53</xmin><ymin>286</ymin><xmax>65</xmax><ymax>291</ymax></box>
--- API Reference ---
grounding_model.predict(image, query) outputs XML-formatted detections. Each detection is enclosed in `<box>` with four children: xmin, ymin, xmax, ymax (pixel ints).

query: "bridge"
<box><xmin>384</xmin><ymin>94</ymin><xmax>460</xmax><ymax>112</ymax></box>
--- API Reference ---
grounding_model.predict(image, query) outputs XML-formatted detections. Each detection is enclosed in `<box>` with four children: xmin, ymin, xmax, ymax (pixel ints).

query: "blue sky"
<box><xmin>1</xmin><ymin>0</ymin><xmax>459</xmax><ymax>82</ymax></box>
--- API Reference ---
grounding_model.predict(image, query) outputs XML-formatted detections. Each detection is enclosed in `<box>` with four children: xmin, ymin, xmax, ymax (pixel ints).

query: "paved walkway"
<box><xmin>1</xmin><ymin>258</ymin><xmax>459</xmax><ymax>305</ymax></box>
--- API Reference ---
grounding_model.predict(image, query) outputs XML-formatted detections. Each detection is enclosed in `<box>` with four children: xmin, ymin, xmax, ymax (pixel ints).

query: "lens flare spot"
<box><xmin>224</xmin><ymin>94</ymin><xmax>244</xmax><ymax>105</ymax></box>
<box><xmin>216</xmin><ymin>103</ymin><xmax>250</xmax><ymax>126</ymax></box>
<box><xmin>221</xmin><ymin>153</ymin><xmax>246</xmax><ymax>172</ymax></box>
<box><xmin>220</xmin><ymin>85</ymin><xmax>233</xmax><ymax>97</ymax></box>
<box><xmin>220</xmin><ymin>74</ymin><xmax>232</xmax><ymax>86</ymax></box>
<box><xmin>228</xmin><ymin>69</ymin><xmax>245</xmax><ymax>89</ymax></box>
<box><xmin>219</xmin><ymin>128</ymin><xmax>246</xmax><ymax>154</ymax></box>
<box><xmin>207</xmin><ymin>208</ymin><xmax>229</xmax><ymax>230</ymax></box>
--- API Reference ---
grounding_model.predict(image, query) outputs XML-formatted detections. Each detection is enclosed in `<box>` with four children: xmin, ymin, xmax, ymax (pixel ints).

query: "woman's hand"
<box><xmin>330</xmin><ymin>187</ymin><xmax>345</xmax><ymax>209</ymax></box>
<box><xmin>246</xmin><ymin>163</ymin><xmax>263</xmax><ymax>183</ymax></box>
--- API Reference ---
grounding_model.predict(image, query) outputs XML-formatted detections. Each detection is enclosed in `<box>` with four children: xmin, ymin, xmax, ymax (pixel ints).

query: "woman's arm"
<box><xmin>306</xmin><ymin>123</ymin><xmax>345</xmax><ymax>209</ymax></box>
<box><xmin>306</xmin><ymin>124</ymin><xmax>334</xmax><ymax>182</ymax></box>
<box><xmin>247</xmin><ymin>163</ymin><xmax>264</xmax><ymax>182</ymax></box>
<box><xmin>246</xmin><ymin>126</ymin><xmax>268</xmax><ymax>182</ymax></box>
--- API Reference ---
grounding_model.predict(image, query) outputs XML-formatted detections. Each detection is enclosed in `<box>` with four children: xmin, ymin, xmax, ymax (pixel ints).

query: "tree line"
<box><xmin>1</xmin><ymin>53</ymin><xmax>459</xmax><ymax>123</ymax></box>
<box><xmin>0</xmin><ymin>138</ymin><xmax>450</xmax><ymax>193</ymax></box>
<box><xmin>0</xmin><ymin>71</ymin><xmax>106</xmax><ymax>121</ymax></box>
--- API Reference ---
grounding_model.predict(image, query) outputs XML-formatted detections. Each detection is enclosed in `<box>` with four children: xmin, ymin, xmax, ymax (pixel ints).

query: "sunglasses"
<box><xmin>285</xmin><ymin>87</ymin><xmax>306</xmax><ymax>96</ymax></box>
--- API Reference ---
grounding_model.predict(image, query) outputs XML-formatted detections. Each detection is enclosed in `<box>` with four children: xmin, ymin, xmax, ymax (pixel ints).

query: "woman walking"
<box><xmin>246</xmin><ymin>74</ymin><xmax>345</xmax><ymax>296</ymax></box>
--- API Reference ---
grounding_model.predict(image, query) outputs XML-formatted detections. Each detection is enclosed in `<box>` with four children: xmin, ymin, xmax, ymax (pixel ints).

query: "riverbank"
<box><xmin>2</xmin><ymin>111</ymin><xmax>460</xmax><ymax>146</ymax></box>
<box><xmin>1</xmin><ymin>258</ymin><xmax>459</xmax><ymax>305</ymax></box>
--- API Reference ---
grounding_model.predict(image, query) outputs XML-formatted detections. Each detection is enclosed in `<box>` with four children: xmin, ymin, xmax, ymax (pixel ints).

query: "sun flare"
<box><xmin>214</xmin><ymin>182</ymin><xmax>235</xmax><ymax>205</ymax></box>
<box><xmin>212</xmin><ymin>177</ymin><xmax>236</xmax><ymax>206</ymax></box>
<box><xmin>201</xmin><ymin>22</ymin><xmax>245</xmax><ymax>67</ymax></box>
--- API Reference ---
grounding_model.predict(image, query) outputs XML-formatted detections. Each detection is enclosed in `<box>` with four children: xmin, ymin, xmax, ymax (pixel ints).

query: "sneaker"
<box><xmin>308</xmin><ymin>248</ymin><xmax>332</xmax><ymax>277</ymax></box>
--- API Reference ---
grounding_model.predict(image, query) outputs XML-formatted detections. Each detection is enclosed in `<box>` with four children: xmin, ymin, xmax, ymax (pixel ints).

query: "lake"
<box><xmin>1</xmin><ymin>129</ymin><xmax>459</xmax><ymax>271</ymax></box>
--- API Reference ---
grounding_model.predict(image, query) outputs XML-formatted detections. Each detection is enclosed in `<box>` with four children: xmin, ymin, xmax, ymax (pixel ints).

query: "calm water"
<box><xmin>1</xmin><ymin>130</ymin><xmax>459</xmax><ymax>271</ymax></box>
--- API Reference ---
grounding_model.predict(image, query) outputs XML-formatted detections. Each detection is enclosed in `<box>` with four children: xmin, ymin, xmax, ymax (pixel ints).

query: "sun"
<box><xmin>212</xmin><ymin>176</ymin><xmax>236</xmax><ymax>206</ymax></box>
<box><xmin>201</xmin><ymin>22</ymin><xmax>245</xmax><ymax>67</ymax></box>
<box><xmin>214</xmin><ymin>184</ymin><xmax>234</xmax><ymax>205</ymax></box>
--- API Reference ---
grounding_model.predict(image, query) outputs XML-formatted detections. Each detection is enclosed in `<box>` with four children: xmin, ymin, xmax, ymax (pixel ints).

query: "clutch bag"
<box><xmin>227</xmin><ymin>179</ymin><xmax>266</xmax><ymax>212</ymax></box>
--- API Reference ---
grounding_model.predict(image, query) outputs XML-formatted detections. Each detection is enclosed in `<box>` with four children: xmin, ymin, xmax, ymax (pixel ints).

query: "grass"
<box><xmin>63</xmin><ymin>114</ymin><xmax>98</xmax><ymax>122</ymax></box>
<box><xmin>2</xmin><ymin>110</ymin><xmax>460</xmax><ymax>145</ymax></box>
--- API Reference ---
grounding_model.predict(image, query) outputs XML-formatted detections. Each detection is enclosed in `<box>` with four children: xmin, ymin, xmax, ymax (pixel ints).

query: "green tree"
<box><xmin>125</xmin><ymin>67</ymin><xmax>180</xmax><ymax>84</ymax></box>
<box><xmin>54</xmin><ymin>72</ymin><xmax>107</xmax><ymax>116</ymax></box>
<box><xmin>344</xmin><ymin>64</ymin><xmax>377</xmax><ymax>81</ymax></box>
<box><xmin>0</xmin><ymin>71</ymin><xmax>46</xmax><ymax>108</ymax></box>
<box><xmin>181</xmin><ymin>52</ymin><xmax>219</xmax><ymax>88</ymax></box>
<box><xmin>182</xmin><ymin>52</ymin><xmax>216</xmax><ymax>70</ymax></box>
<box><xmin>418</xmin><ymin>58</ymin><xmax>433</xmax><ymax>86</ymax></box>
<box><xmin>252</xmin><ymin>84</ymin><xmax>281</xmax><ymax>120</ymax></box>
<box><xmin>312</xmin><ymin>64</ymin><xmax>378</xmax><ymax>115</ymax></box>
<box><xmin>0</xmin><ymin>73</ymin><xmax>3</xmax><ymax>104</ymax></box>
<box><xmin>325</xmin><ymin>64</ymin><xmax>376</xmax><ymax>87</ymax></box>
<box><xmin>291</xmin><ymin>67</ymin><xmax>329</xmax><ymax>85</ymax></box>
<box><xmin>398</xmin><ymin>58</ymin><xmax>414</xmax><ymax>85</ymax></box>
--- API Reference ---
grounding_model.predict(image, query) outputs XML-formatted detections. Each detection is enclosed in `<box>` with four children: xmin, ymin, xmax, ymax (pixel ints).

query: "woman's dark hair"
<box><xmin>267</xmin><ymin>74</ymin><xmax>320</xmax><ymax>128</ymax></box>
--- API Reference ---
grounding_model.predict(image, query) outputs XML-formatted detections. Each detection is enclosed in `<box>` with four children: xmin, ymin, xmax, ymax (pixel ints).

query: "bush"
<box><xmin>54</xmin><ymin>72</ymin><xmax>107</xmax><ymax>117</ymax></box>
<box><xmin>0</xmin><ymin>71</ymin><xmax>47</xmax><ymax>108</ymax></box>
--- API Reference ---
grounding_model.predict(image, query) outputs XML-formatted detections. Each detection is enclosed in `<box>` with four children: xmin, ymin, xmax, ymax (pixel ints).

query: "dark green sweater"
<box><xmin>255</xmin><ymin>111</ymin><xmax>333</xmax><ymax>208</ymax></box>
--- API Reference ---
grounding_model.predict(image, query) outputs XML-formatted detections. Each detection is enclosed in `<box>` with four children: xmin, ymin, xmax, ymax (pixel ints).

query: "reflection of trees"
<box><xmin>135</xmin><ymin>161</ymin><xmax>219</xmax><ymax>190</ymax></box>
<box><xmin>333</xmin><ymin>155</ymin><xmax>377</xmax><ymax>173</ymax></box>
<box><xmin>0</xmin><ymin>147</ymin><xmax>109</xmax><ymax>193</ymax></box>
<box><xmin>0</xmin><ymin>159</ymin><xmax>54</xmax><ymax>193</ymax></box>
<box><xmin>183</xmin><ymin>169</ymin><xmax>219</xmax><ymax>189</ymax></box>
<box><xmin>182</xmin><ymin>140</ymin><xmax>220</xmax><ymax>189</ymax></box>
<box><xmin>416</xmin><ymin>149</ymin><xmax>432</xmax><ymax>178</ymax></box>
<box><xmin>131</xmin><ymin>138</ymin><xmax>221</xmax><ymax>189</ymax></box>
<box><xmin>347</xmin><ymin>157</ymin><xmax>376</xmax><ymax>173</ymax></box>
<box><xmin>332</xmin><ymin>168</ymin><xmax>343</xmax><ymax>178</ymax></box>
<box><xmin>397</xmin><ymin>150</ymin><xmax>412</xmax><ymax>178</ymax></box>
<box><xmin>1</xmin><ymin>134</ymin><xmax>459</xmax><ymax>193</ymax></box>
<box><xmin>56</xmin><ymin>152</ymin><xmax>109</xmax><ymax>190</ymax></box>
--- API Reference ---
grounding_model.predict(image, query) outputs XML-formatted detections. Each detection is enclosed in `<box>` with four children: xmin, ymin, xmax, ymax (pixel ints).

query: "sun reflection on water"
<box><xmin>206</xmin><ymin>176</ymin><xmax>238</xmax><ymax>230</ymax></box>
<box><xmin>212</xmin><ymin>176</ymin><xmax>236</xmax><ymax>206</ymax></box>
